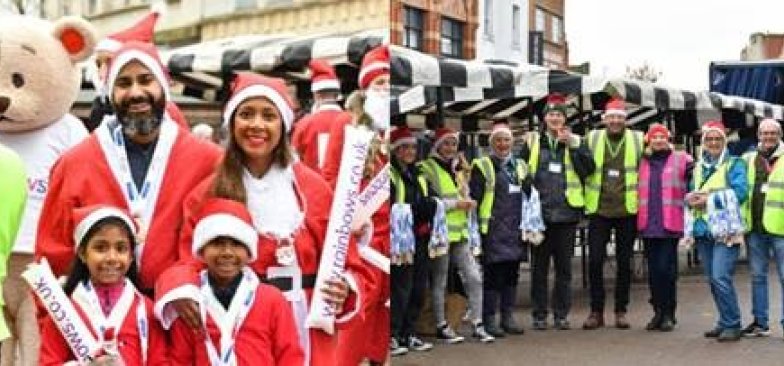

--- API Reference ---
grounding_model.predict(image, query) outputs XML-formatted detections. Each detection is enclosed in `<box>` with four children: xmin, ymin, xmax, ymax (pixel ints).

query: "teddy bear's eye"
<box><xmin>12</xmin><ymin>73</ymin><xmax>24</xmax><ymax>88</ymax></box>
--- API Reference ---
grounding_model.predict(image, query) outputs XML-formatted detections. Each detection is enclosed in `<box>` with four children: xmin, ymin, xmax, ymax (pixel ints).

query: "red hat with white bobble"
<box><xmin>391</xmin><ymin>127</ymin><xmax>417</xmax><ymax>151</ymax></box>
<box><xmin>359</xmin><ymin>45</ymin><xmax>389</xmax><ymax>90</ymax></box>
<box><xmin>95</xmin><ymin>3</ymin><xmax>165</xmax><ymax>53</ymax></box>
<box><xmin>72</xmin><ymin>205</ymin><xmax>137</xmax><ymax>248</ymax></box>
<box><xmin>701</xmin><ymin>120</ymin><xmax>726</xmax><ymax>143</ymax></box>
<box><xmin>432</xmin><ymin>127</ymin><xmax>459</xmax><ymax>151</ymax></box>
<box><xmin>603</xmin><ymin>98</ymin><xmax>627</xmax><ymax>118</ymax></box>
<box><xmin>192</xmin><ymin>198</ymin><xmax>258</xmax><ymax>262</ymax></box>
<box><xmin>309</xmin><ymin>58</ymin><xmax>341</xmax><ymax>93</ymax></box>
<box><xmin>223</xmin><ymin>72</ymin><xmax>296</xmax><ymax>133</ymax></box>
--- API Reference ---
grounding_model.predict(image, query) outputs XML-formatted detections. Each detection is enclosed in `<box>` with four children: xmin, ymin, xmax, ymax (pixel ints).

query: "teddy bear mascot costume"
<box><xmin>0</xmin><ymin>13</ymin><xmax>96</xmax><ymax>366</ymax></box>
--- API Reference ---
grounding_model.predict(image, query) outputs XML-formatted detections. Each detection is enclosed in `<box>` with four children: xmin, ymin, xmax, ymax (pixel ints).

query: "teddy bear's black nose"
<box><xmin>0</xmin><ymin>96</ymin><xmax>8</xmax><ymax>114</ymax></box>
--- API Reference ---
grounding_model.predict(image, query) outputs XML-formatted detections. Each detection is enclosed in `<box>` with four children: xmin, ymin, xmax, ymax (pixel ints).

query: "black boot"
<box><xmin>659</xmin><ymin>314</ymin><xmax>675</xmax><ymax>332</ymax></box>
<box><xmin>645</xmin><ymin>309</ymin><xmax>663</xmax><ymax>331</ymax></box>
<box><xmin>483</xmin><ymin>315</ymin><xmax>506</xmax><ymax>338</ymax></box>
<box><xmin>501</xmin><ymin>312</ymin><xmax>525</xmax><ymax>335</ymax></box>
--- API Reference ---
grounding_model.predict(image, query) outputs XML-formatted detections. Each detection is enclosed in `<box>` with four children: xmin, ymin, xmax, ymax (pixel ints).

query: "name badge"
<box><xmin>509</xmin><ymin>184</ymin><xmax>521</xmax><ymax>194</ymax></box>
<box><xmin>548</xmin><ymin>162</ymin><xmax>563</xmax><ymax>174</ymax></box>
<box><xmin>607</xmin><ymin>169</ymin><xmax>621</xmax><ymax>178</ymax></box>
<box><xmin>761</xmin><ymin>183</ymin><xmax>769</xmax><ymax>193</ymax></box>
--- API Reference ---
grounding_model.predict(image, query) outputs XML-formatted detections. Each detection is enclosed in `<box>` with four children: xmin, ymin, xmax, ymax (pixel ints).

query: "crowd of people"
<box><xmin>0</xmin><ymin>8</ymin><xmax>392</xmax><ymax>366</ymax></box>
<box><xmin>389</xmin><ymin>92</ymin><xmax>784</xmax><ymax>358</ymax></box>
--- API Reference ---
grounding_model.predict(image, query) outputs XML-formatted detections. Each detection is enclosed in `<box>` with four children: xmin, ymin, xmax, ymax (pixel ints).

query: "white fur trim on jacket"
<box><xmin>153</xmin><ymin>284</ymin><xmax>200</xmax><ymax>329</ymax></box>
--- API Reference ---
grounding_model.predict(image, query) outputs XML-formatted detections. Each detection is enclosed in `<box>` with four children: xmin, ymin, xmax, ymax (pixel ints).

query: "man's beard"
<box><xmin>116</xmin><ymin>93</ymin><xmax>166</xmax><ymax>137</ymax></box>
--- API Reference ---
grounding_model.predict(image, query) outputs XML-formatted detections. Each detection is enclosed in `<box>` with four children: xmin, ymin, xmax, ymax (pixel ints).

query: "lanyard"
<box><xmin>72</xmin><ymin>280</ymin><xmax>148</xmax><ymax>364</ymax></box>
<box><xmin>95</xmin><ymin>117</ymin><xmax>178</xmax><ymax>265</ymax></box>
<box><xmin>605</xmin><ymin>136</ymin><xmax>624</xmax><ymax>159</ymax></box>
<box><xmin>199</xmin><ymin>270</ymin><xmax>257</xmax><ymax>366</ymax></box>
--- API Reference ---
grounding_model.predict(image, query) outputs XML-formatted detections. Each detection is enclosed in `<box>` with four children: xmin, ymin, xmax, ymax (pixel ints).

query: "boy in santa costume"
<box><xmin>38</xmin><ymin>205</ymin><xmax>170</xmax><ymax>365</ymax></box>
<box><xmin>35</xmin><ymin>41</ymin><xmax>222</xmax><ymax>294</ymax></box>
<box><xmin>88</xmin><ymin>4</ymin><xmax>188</xmax><ymax>131</ymax></box>
<box><xmin>153</xmin><ymin>72</ymin><xmax>372</xmax><ymax>366</ymax></box>
<box><xmin>291</xmin><ymin>58</ymin><xmax>352</xmax><ymax>173</ymax></box>
<box><xmin>169</xmin><ymin>198</ymin><xmax>304</xmax><ymax>365</ymax></box>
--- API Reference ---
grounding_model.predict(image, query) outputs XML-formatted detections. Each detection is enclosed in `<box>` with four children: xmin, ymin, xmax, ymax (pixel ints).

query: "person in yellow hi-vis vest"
<box><xmin>419</xmin><ymin>127</ymin><xmax>494</xmax><ymax>344</ymax></box>
<box><xmin>739</xmin><ymin>118</ymin><xmax>784</xmax><ymax>338</ymax></box>
<box><xmin>582</xmin><ymin>98</ymin><xmax>644</xmax><ymax>330</ymax></box>
<box><xmin>519</xmin><ymin>94</ymin><xmax>595</xmax><ymax>331</ymax></box>
<box><xmin>686</xmin><ymin>121</ymin><xmax>748</xmax><ymax>342</ymax></box>
<box><xmin>468</xmin><ymin>121</ymin><xmax>532</xmax><ymax>338</ymax></box>
<box><xmin>389</xmin><ymin>127</ymin><xmax>436</xmax><ymax>356</ymax></box>
<box><xmin>0</xmin><ymin>144</ymin><xmax>27</xmax><ymax>343</ymax></box>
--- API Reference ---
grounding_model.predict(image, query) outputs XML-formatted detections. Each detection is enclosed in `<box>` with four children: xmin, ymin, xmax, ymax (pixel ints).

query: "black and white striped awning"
<box><xmin>162</xmin><ymin>29</ymin><xmax>387</xmax><ymax>101</ymax></box>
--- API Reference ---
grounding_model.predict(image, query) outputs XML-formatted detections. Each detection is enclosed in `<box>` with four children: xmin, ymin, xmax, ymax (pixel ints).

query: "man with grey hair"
<box><xmin>740</xmin><ymin>118</ymin><xmax>784</xmax><ymax>338</ymax></box>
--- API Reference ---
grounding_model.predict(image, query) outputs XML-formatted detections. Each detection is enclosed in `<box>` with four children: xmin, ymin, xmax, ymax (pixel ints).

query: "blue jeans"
<box><xmin>697</xmin><ymin>238</ymin><xmax>741</xmax><ymax>330</ymax></box>
<box><xmin>747</xmin><ymin>232</ymin><xmax>784</xmax><ymax>328</ymax></box>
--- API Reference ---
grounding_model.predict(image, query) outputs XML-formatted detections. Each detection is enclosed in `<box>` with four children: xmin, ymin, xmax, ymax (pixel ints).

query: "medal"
<box><xmin>275</xmin><ymin>236</ymin><xmax>296</xmax><ymax>266</ymax></box>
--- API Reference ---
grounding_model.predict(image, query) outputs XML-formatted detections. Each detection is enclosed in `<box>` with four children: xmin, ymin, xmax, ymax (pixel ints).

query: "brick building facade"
<box><xmin>391</xmin><ymin>0</ymin><xmax>479</xmax><ymax>59</ymax></box>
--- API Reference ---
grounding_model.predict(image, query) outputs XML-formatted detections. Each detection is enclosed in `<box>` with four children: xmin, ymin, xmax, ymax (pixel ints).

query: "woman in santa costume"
<box><xmin>39</xmin><ymin>205</ymin><xmax>169</xmax><ymax>365</ymax></box>
<box><xmin>35</xmin><ymin>41</ymin><xmax>222</xmax><ymax>294</ymax></box>
<box><xmin>154</xmin><ymin>72</ymin><xmax>372</xmax><ymax>366</ymax></box>
<box><xmin>322</xmin><ymin>45</ymin><xmax>391</xmax><ymax>366</ymax></box>
<box><xmin>169</xmin><ymin>197</ymin><xmax>304</xmax><ymax>365</ymax></box>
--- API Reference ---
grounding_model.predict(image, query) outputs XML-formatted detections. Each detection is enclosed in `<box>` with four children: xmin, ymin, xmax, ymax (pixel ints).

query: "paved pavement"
<box><xmin>395</xmin><ymin>259</ymin><xmax>784</xmax><ymax>366</ymax></box>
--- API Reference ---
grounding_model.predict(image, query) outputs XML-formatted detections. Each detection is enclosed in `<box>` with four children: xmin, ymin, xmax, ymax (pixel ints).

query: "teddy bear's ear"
<box><xmin>52</xmin><ymin>16</ymin><xmax>97</xmax><ymax>64</ymax></box>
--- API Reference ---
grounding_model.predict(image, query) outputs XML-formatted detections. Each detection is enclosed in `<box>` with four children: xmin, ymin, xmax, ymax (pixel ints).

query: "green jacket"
<box><xmin>0</xmin><ymin>144</ymin><xmax>27</xmax><ymax>340</ymax></box>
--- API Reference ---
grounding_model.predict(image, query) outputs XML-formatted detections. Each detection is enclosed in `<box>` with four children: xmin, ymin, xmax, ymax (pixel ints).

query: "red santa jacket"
<box><xmin>39</xmin><ymin>292</ymin><xmax>169</xmax><ymax>366</ymax></box>
<box><xmin>155</xmin><ymin>162</ymin><xmax>373</xmax><ymax>366</ymax></box>
<box><xmin>169</xmin><ymin>282</ymin><xmax>304</xmax><ymax>366</ymax></box>
<box><xmin>292</xmin><ymin>106</ymin><xmax>352</xmax><ymax>173</ymax></box>
<box><xmin>35</xmin><ymin>124</ymin><xmax>222</xmax><ymax>290</ymax></box>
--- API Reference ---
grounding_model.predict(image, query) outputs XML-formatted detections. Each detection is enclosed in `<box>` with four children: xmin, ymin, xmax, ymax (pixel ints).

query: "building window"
<box><xmin>483</xmin><ymin>0</ymin><xmax>493</xmax><ymax>39</ymax></box>
<box><xmin>535</xmin><ymin>7</ymin><xmax>545</xmax><ymax>32</ymax></box>
<box><xmin>552</xmin><ymin>16</ymin><xmax>562</xmax><ymax>44</ymax></box>
<box><xmin>441</xmin><ymin>17</ymin><xmax>463</xmax><ymax>58</ymax></box>
<box><xmin>403</xmin><ymin>6</ymin><xmax>424</xmax><ymax>51</ymax></box>
<box><xmin>88</xmin><ymin>0</ymin><xmax>97</xmax><ymax>14</ymax></box>
<box><xmin>512</xmin><ymin>4</ymin><xmax>520</xmax><ymax>48</ymax></box>
<box><xmin>235</xmin><ymin>0</ymin><xmax>256</xmax><ymax>10</ymax></box>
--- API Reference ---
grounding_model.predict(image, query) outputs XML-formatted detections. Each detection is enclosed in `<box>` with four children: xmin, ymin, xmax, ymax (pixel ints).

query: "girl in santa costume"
<box><xmin>168</xmin><ymin>197</ymin><xmax>303</xmax><ymax>365</ymax></box>
<box><xmin>154</xmin><ymin>73</ymin><xmax>372</xmax><ymax>366</ymax></box>
<box><xmin>38</xmin><ymin>205</ymin><xmax>170</xmax><ymax>365</ymax></box>
<box><xmin>323</xmin><ymin>45</ymin><xmax>391</xmax><ymax>366</ymax></box>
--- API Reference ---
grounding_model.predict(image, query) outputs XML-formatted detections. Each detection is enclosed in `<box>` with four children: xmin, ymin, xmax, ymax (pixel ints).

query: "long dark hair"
<box><xmin>63</xmin><ymin>217</ymin><xmax>142</xmax><ymax>295</ymax></box>
<box><xmin>211</xmin><ymin>101</ymin><xmax>294</xmax><ymax>202</ymax></box>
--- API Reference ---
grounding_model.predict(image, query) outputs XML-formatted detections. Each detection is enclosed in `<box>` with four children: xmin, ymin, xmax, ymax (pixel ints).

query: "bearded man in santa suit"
<box><xmin>35</xmin><ymin>41</ymin><xmax>222</xmax><ymax>294</ymax></box>
<box><xmin>325</xmin><ymin>44</ymin><xmax>392</xmax><ymax>366</ymax></box>
<box><xmin>291</xmin><ymin>58</ymin><xmax>352</xmax><ymax>173</ymax></box>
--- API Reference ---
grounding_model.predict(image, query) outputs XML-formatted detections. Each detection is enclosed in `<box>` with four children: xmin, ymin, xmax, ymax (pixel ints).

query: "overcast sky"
<box><xmin>566</xmin><ymin>0</ymin><xmax>784</xmax><ymax>91</ymax></box>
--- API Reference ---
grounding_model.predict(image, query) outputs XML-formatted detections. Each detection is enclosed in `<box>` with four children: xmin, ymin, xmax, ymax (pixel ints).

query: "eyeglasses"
<box><xmin>703</xmin><ymin>137</ymin><xmax>724</xmax><ymax>142</ymax></box>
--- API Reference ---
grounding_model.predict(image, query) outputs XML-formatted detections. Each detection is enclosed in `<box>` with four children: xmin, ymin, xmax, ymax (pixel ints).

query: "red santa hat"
<box><xmin>72</xmin><ymin>205</ymin><xmax>137</xmax><ymax>249</ymax></box>
<box><xmin>359</xmin><ymin>45</ymin><xmax>389</xmax><ymax>90</ymax></box>
<box><xmin>701</xmin><ymin>120</ymin><xmax>726</xmax><ymax>143</ymax></box>
<box><xmin>95</xmin><ymin>4</ymin><xmax>164</xmax><ymax>53</ymax></box>
<box><xmin>192</xmin><ymin>198</ymin><xmax>258</xmax><ymax>262</ymax></box>
<box><xmin>489</xmin><ymin>122</ymin><xmax>513</xmax><ymax>141</ymax></box>
<box><xmin>309</xmin><ymin>58</ymin><xmax>341</xmax><ymax>93</ymax></box>
<box><xmin>432</xmin><ymin>127</ymin><xmax>459</xmax><ymax>151</ymax></box>
<box><xmin>391</xmin><ymin>127</ymin><xmax>417</xmax><ymax>151</ymax></box>
<box><xmin>223</xmin><ymin>72</ymin><xmax>295</xmax><ymax>133</ymax></box>
<box><xmin>645</xmin><ymin>123</ymin><xmax>670</xmax><ymax>143</ymax></box>
<box><xmin>105</xmin><ymin>41</ymin><xmax>170</xmax><ymax>102</ymax></box>
<box><xmin>603</xmin><ymin>98</ymin><xmax>627</xmax><ymax>118</ymax></box>
<box><xmin>543</xmin><ymin>93</ymin><xmax>568</xmax><ymax>116</ymax></box>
